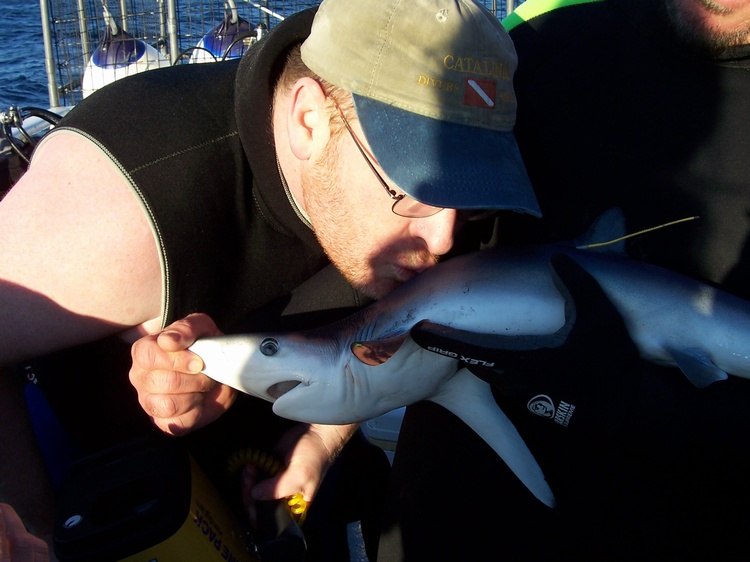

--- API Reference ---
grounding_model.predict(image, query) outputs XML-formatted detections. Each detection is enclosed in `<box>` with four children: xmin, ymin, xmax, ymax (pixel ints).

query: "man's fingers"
<box><xmin>138</xmin><ymin>373</ymin><xmax>223</xmax><ymax>418</ymax></box>
<box><xmin>131</xmin><ymin>367</ymin><xmax>216</xmax><ymax>395</ymax></box>
<box><xmin>155</xmin><ymin>411</ymin><xmax>203</xmax><ymax>436</ymax></box>
<box><xmin>131</xmin><ymin>312</ymin><xmax>224</xmax><ymax>373</ymax></box>
<box><xmin>131</xmin><ymin>337</ymin><xmax>204</xmax><ymax>374</ymax></box>
<box><xmin>144</xmin><ymin>383</ymin><xmax>237</xmax><ymax>436</ymax></box>
<box><xmin>156</xmin><ymin>313</ymin><xmax>224</xmax><ymax>351</ymax></box>
<box><xmin>3</xmin><ymin>535</ymin><xmax>49</xmax><ymax>562</ymax></box>
<box><xmin>142</xmin><ymin>390</ymin><xmax>203</xmax><ymax>420</ymax></box>
<box><xmin>0</xmin><ymin>503</ymin><xmax>50</xmax><ymax>562</ymax></box>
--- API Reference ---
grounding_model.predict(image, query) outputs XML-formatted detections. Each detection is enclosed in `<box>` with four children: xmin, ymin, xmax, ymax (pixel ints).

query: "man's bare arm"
<box><xmin>0</xmin><ymin>132</ymin><xmax>163</xmax><ymax>366</ymax></box>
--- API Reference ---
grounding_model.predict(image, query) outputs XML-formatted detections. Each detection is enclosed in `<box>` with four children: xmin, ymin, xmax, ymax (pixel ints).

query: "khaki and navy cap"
<box><xmin>301</xmin><ymin>0</ymin><xmax>540</xmax><ymax>216</ymax></box>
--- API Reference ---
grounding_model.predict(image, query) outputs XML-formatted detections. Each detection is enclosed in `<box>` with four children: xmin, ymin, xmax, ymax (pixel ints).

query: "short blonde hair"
<box><xmin>275</xmin><ymin>43</ymin><xmax>355</xmax><ymax>137</ymax></box>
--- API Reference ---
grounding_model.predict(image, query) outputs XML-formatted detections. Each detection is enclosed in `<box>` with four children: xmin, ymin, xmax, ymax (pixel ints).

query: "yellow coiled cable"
<box><xmin>226</xmin><ymin>448</ymin><xmax>308</xmax><ymax>525</ymax></box>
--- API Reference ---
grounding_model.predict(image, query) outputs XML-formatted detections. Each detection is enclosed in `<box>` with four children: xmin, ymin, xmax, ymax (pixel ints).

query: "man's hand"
<box><xmin>241</xmin><ymin>422</ymin><xmax>358</xmax><ymax>528</ymax></box>
<box><xmin>0</xmin><ymin>503</ymin><xmax>49</xmax><ymax>562</ymax></box>
<box><xmin>129</xmin><ymin>313</ymin><xmax>237</xmax><ymax>435</ymax></box>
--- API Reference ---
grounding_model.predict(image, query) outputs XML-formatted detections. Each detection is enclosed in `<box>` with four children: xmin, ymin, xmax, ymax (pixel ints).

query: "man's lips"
<box><xmin>394</xmin><ymin>260</ymin><xmax>435</xmax><ymax>283</ymax></box>
<box><xmin>393</xmin><ymin>265</ymin><xmax>419</xmax><ymax>283</ymax></box>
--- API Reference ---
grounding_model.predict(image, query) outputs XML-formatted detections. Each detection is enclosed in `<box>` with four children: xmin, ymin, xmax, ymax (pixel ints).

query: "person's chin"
<box><xmin>360</xmin><ymin>274</ymin><xmax>404</xmax><ymax>300</ymax></box>
<box><xmin>355</xmin><ymin>264</ymin><xmax>426</xmax><ymax>300</ymax></box>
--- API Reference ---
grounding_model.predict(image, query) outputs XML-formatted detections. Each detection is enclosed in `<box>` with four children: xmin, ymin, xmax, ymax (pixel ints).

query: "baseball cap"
<box><xmin>300</xmin><ymin>0</ymin><xmax>541</xmax><ymax>217</ymax></box>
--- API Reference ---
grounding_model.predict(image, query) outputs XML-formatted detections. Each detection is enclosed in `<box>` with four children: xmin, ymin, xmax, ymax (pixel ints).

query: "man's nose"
<box><xmin>409</xmin><ymin>209</ymin><xmax>458</xmax><ymax>256</ymax></box>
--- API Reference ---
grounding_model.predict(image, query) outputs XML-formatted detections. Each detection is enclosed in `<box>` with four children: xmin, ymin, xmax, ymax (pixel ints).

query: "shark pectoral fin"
<box><xmin>429</xmin><ymin>368</ymin><xmax>556</xmax><ymax>508</ymax></box>
<box><xmin>667</xmin><ymin>347</ymin><xmax>729</xmax><ymax>389</ymax></box>
<box><xmin>352</xmin><ymin>333</ymin><xmax>409</xmax><ymax>366</ymax></box>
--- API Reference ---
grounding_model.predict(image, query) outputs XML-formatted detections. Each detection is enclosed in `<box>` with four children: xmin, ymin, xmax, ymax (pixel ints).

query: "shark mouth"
<box><xmin>267</xmin><ymin>380</ymin><xmax>302</xmax><ymax>399</ymax></box>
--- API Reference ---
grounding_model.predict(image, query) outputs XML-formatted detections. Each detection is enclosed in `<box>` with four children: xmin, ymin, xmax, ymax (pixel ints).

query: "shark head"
<box><xmin>190</xmin><ymin>331</ymin><xmax>459</xmax><ymax>424</ymax></box>
<box><xmin>271</xmin><ymin>333</ymin><xmax>459</xmax><ymax>423</ymax></box>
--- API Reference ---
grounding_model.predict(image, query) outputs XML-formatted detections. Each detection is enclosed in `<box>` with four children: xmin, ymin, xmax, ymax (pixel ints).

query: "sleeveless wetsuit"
<box><xmin>23</xmin><ymin>7</ymin><xmax>344</xmax><ymax>453</ymax></box>
<box><xmin>53</xmin><ymin>9</ymin><xmax>329</xmax><ymax>330</ymax></box>
<box><xmin>19</xmin><ymin>11</ymin><xmax>387</xmax><ymax>559</ymax></box>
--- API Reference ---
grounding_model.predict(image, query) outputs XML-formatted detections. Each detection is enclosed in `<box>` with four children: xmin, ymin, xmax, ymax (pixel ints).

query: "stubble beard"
<box><xmin>302</xmin><ymin>148</ymin><xmax>387</xmax><ymax>299</ymax></box>
<box><xmin>302</xmin><ymin>154</ymin><xmax>438</xmax><ymax>300</ymax></box>
<box><xmin>662</xmin><ymin>0</ymin><xmax>750</xmax><ymax>53</ymax></box>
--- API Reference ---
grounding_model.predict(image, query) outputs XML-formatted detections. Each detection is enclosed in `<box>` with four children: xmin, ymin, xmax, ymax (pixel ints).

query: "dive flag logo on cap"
<box><xmin>464</xmin><ymin>77</ymin><xmax>496</xmax><ymax>109</ymax></box>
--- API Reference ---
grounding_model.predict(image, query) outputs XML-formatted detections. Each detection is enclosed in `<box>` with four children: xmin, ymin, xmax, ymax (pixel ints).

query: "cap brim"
<box><xmin>353</xmin><ymin>94</ymin><xmax>541</xmax><ymax>217</ymax></box>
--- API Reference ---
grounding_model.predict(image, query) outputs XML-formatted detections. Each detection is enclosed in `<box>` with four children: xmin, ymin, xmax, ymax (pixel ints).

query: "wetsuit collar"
<box><xmin>234</xmin><ymin>8</ymin><xmax>319</xmax><ymax>242</ymax></box>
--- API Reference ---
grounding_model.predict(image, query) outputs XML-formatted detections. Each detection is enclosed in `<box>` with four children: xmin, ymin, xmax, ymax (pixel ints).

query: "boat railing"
<box><xmin>39</xmin><ymin>1</ymin><xmax>313</xmax><ymax>107</ymax></box>
<box><xmin>37</xmin><ymin>0</ymin><xmax>520</xmax><ymax>110</ymax></box>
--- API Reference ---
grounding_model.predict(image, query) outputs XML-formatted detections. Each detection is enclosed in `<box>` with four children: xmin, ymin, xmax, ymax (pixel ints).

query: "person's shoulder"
<box><xmin>63</xmin><ymin>59</ymin><xmax>241</xmax><ymax>124</ymax></box>
<box><xmin>503</xmin><ymin>0</ymin><xmax>624</xmax><ymax>79</ymax></box>
<box><xmin>503</xmin><ymin>0</ymin><xmax>618</xmax><ymax>54</ymax></box>
<box><xmin>503</xmin><ymin>0</ymin><xmax>611</xmax><ymax>33</ymax></box>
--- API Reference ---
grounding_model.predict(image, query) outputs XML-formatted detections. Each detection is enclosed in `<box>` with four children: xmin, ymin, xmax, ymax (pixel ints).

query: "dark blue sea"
<box><xmin>0</xmin><ymin>0</ymin><xmax>327</xmax><ymax>110</ymax></box>
<box><xmin>0</xmin><ymin>0</ymin><xmax>50</xmax><ymax>109</ymax></box>
<box><xmin>1</xmin><ymin>0</ymin><xmax>513</xmax><ymax>111</ymax></box>
<box><xmin>0</xmin><ymin>0</ymin><xmax>315</xmax><ymax>110</ymax></box>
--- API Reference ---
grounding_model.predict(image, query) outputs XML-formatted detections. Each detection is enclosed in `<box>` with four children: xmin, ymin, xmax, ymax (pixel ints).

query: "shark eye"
<box><xmin>260</xmin><ymin>338</ymin><xmax>279</xmax><ymax>356</ymax></box>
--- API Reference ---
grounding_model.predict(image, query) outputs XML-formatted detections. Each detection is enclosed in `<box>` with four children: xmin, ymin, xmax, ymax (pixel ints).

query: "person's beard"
<box><xmin>300</xmin><ymin>140</ymin><xmax>385</xmax><ymax>299</ymax></box>
<box><xmin>301</xmin><ymin>139</ymin><xmax>437</xmax><ymax>300</ymax></box>
<box><xmin>661</xmin><ymin>0</ymin><xmax>750</xmax><ymax>54</ymax></box>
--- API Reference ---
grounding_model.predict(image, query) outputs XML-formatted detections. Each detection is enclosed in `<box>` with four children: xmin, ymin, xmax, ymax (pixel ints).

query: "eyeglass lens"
<box><xmin>334</xmin><ymin>101</ymin><xmax>498</xmax><ymax>221</ymax></box>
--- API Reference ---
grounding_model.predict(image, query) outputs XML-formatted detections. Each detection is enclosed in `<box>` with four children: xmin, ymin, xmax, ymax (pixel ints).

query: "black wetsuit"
<box><xmin>19</xmin><ymin>9</ymin><xmax>387</xmax><ymax>560</ymax></box>
<box><xmin>378</xmin><ymin>0</ymin><xmax>750</xmax><ymax>559</ymax></box>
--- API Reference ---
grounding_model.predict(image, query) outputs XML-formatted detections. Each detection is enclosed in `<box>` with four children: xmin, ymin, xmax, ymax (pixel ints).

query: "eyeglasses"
<box><xmin>333</xmin><ymin>102</ymin><xmax>497</xmax><ymax>221</ymax></box>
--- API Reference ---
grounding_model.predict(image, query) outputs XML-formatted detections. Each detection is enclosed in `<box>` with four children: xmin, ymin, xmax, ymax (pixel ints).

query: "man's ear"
<box><xmin>287</xmin><ymin>77</ymin><xmax>332</xmax><ymax>161</ymax></box>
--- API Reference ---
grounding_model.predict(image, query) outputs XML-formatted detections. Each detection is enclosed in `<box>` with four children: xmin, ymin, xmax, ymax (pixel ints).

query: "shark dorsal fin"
<box><xmin>573</xmin><ymin>207</ymin><xmax>628</xmax><ymax>253</ymax></box>
<box><xmin>574</xmin><ymin>208</ymin><xmax>700</xmax><ymax>253</ymax></box>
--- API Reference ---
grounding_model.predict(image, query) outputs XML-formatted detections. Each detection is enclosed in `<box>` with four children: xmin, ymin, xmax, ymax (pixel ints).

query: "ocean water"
<box><xmin>0</xmin><ymin>0</ymin><xmax>513</xmax><ymax>111</ymax></box>
<box><xmin>0</xmin><ymin>0</ymin><xmax>314</xmax><ymax>110</ymax></box>
<box><xmin>0</xmin><ymin>0</ymin><xmax>50</xmax><ymax>109</ymax></box>
<box><xmin>0</xmin><ymin>0</ymin><xmax>325</xmax><ymax>110</ymax></box>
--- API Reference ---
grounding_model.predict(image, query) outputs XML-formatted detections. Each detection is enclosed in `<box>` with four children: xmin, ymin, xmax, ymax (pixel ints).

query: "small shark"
<box><xmin>190</xmin><ymin>225</ymin><xmax>750</xmax><ymax>508</ymax></box>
